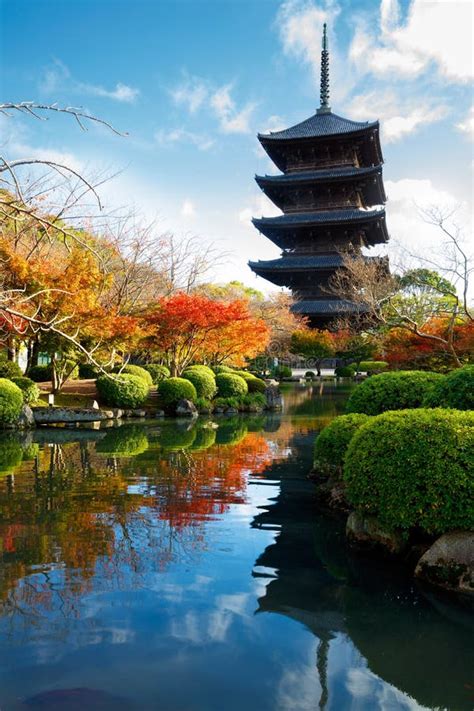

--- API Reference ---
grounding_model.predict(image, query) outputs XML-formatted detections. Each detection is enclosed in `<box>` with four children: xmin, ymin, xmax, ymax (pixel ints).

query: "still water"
<box><xmin>0</xmin><ymin>383</ymin><xmax>472</xmax><ymax>711</ymax></box>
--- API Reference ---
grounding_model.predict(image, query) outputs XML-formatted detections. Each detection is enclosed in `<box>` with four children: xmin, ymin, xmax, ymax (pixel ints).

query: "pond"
<box><xmin>0</xmin><ymin>382</ymin><xmax>472</xmax><ymax>711</ymax></box>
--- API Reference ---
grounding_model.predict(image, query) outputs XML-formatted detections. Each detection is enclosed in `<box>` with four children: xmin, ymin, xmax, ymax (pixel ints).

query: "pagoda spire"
<box><xmin>317</xmin><ymin>23</ymin><xmax>331</xmax><ymax>115</ymax></box>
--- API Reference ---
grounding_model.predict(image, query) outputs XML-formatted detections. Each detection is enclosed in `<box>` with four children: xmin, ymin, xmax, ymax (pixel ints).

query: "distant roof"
<box><xmin>253</xmin><ymin>208</ymin><xmax>385</xmax><ymax>228</ymax></box>
<box><xmin>290</xmin><ymin>299</ymin><xmax>363</xmax><ymax>314</ymax></box>
<box><xmin>256</xmin><ymin>166</ymin><xmax>381</xmax><ymax>185</ymax></box>
<box><xmin>249</xmin><ymin>254</ymin><xmax>346</xmax><ymax>271</ymax></box>
<box><xmin>258</xmin><ymin>112</ymin><xmax>378</xmax><ymax>141</ymax></box>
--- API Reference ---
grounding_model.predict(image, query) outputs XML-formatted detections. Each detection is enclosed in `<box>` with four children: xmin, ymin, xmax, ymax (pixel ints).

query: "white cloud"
<box><xmin>239</xmin><ymin>193</ymin><xmax>282</xmax><ymax>226</ymax></box>
<box><xmin>349</xmin><ymin>0</ymin><xmax>473</xmax><ymax>83</ymax></box>
<box><xmin>39</xmin><ymin>59</ymin><xmax>139</xmax><ymax>103</ymax></box>
<box><xmin>170</xmin><ymin>75</ymin><xmax>256</xmax><ymax>134</ymax></box>
<box><xmin>181</xmin><ymin>199</ymin><xmax>196</xmax><ymax>217</ymax></box>
<box><xmin>456</xmin><ymin>106</ymin><xmax>474</xmax><ymax>140</ymax></box>
<box><xmin>154</xmin><ymin>127</ymin><xmax>214</xmax><ymax>151</ymax></box>
<box><xmin>346</xmin><ymin>90</ymin><xmax>448</xmax><ymax>142</ymax></box>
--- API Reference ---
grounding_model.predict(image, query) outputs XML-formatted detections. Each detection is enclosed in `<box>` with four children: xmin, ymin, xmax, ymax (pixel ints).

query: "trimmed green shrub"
<box><xmin>423</xmin><ymin>365</ymin><xmax>474</xmax><ymax>411</ymax></box>
<box><xmin>27</xmin><ymin>364</ymin><xmax>52</xmax><ymax>382</ymax></box>
<box><xmin>113</xmin><ymin>364</ymin><xmax>153</xmax><ymax>387</ymax></box>
<box><xmin>183</xmin><ymin>368</ymin><xmax>217</xmax><ymax>399</ymax></box>
<box><xmin>10</xmin><ymin>376</ymin><xmax>40</xmax><ymax>405</ymax></box>
<box><xmin>195</xmin><ymin>397</ymin><xmax>213</xmax><ymax>413</ymax></box>
<box><xmin>0</xmin><ymin>361</ymin><xmax>22</xmax><ymax>379</ymax></box>
<box><xmin>346</xmin><ymin>371</ymin><xmax>445</xmax><ymax>415</ymax></box>
<box><xmin>158</xmin><ymin>377</ymin><xmax>197</xmax><ymax>409</ymax></box>
<box><xmin>0</xmin><ymin>378</ymin><xmax>24</xmax><ymax>425</ymax></box>
<box><xmin>273</xmin><ymin>365</ymin><xmax>292</xmax><ymax>379</ymax></box>
<box><xmin>96</xmin><ymin>374</ymin><xmax>149</xmax><ymax>408</ymax></box>
<box><xmin>246</xmin><ymin>377</ymin><xmax>266</xmax><ymax>394</ymax></box>
<box><xmin>335</xmin><ymin>364</ymin><xmax>356</xmax><ymax>377</ymax></box>
<box><xmin>142</xmin><ymin>363</ymin><xmax>170</xmax><ymax>384</ymax></box>
<box><xmin>359</xmin><ymin>360</ymin><xmax>389</xmax><ymax>374</ymax></box>
<box><xmin>78</xmin><ymin>362</ymin><xmax>99</xmax><ymax>379</ymax></box>
<box><xmin>314</xmin><ymin>413</ymin><xmax>371</xmax><ymax>473</ymax></box>
<box><xmin>344</xmin><ymin>409</ymin><xmax>474</xmax><ymax>535</ymax></box>
<box><xmin>215</xmin><ymin>373</ymin><xmax>248</xmax><ymax>398</ymax></box>
<box><xmin>212</xmin><ymin>365</ymin><xmax>234</xmax><ymax>374</ymax></box>
<box><xmin>305</xmin><ymin>371</ymin><xmax>316</xmax><ymax>379</ymax></box>
<box><xmin>96</xmin><ymin>426</ymin><xmax>149</xmax><ymax>457</ymax></box>
<box><xmin>185</xmin><ymin>364</ymin><xmax>215</xmax><ymax>379</ymax></box>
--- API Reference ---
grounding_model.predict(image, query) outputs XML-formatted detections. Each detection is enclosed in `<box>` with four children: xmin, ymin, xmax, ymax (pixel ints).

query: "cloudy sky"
<box><xmin>2</xmin><ymin>0</ymin><xmax>473</xmax><ymax>292</ymax></box>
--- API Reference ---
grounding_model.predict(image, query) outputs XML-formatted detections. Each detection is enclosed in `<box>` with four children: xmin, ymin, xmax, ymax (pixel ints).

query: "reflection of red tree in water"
<box><xmin>155</xmin><ymin>433</ymin><xmax>273</xmax><ymax>528</ymax></box>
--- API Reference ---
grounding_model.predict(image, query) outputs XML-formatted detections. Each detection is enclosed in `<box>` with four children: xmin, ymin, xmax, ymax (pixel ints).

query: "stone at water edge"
<box><xmin>346</xmin><ymin>511</ymin><xmax>408</xmax><ymax>555</ymax></box>
<box><xmin>265</xmin><ymin>384</ymin><xmax>283</xmax><ymax>410</ymax></box>
<box><xmin>18</xmin><ymin>404</ymin><xmax>35</xmax><ymax>428</ymax></box>
<box><xmin>175</xmin><ymin>399</ymin><xmax>198</xmax><ymax>417</ymax></box>
<box><xmin>415</xmin><ymin>531</ymin><xmax>474</xmax><ymax>595</ymax></box>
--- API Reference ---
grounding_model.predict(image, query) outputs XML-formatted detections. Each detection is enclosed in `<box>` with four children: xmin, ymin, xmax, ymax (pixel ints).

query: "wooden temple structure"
<box><xmin>249</xmin><ymin>24</ymin><xmax>389</xmax><ymax>327</ymax></box>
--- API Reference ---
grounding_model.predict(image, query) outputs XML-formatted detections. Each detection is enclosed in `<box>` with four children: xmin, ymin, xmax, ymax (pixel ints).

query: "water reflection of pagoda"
<box><xmin>249</xmin><ymin>24</ymin><xmax>389</xmax><ymax>328</ymax></box>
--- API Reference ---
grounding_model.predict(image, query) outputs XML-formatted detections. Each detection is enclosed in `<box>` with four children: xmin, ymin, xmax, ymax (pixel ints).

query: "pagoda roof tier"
<box><xmin>252</xmin><ymin>208</ymin><xmax>388</xmax><ymax>248</ymax></box>
<box><xmin>256</xmin><ymin>165</ymin><xmax>386</xmax><ymax>208</ymax></box>
<box><xmin>258</xmin><ymin>112</ymin><xmax>378</xmax><ymax>141</ymax></box>
<box><xmin>258</xmin><ymin>112</ymin><xmax>383</xmax><ymax>172</ymax></box>
<box><xmin>249</xmin><ymin>254</ymin><xmax>346</xmax><ymax>273</ymax></box>
<box><xmin>290</xmin><ymin>299</ymin><xmax>365</xmax><ymax>316</ymax></box>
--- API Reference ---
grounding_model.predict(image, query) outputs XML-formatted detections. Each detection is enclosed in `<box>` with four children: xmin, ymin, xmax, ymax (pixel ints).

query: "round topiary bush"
<box><xmin>27</xmin><ymin>364</ymin><xmax>52</xmax><ymax>382</ymax></box>
<box><xmin>345</xmin><ymin>371</ymin><xmax>445</xmax><ymax>415</ymax></box>
<box><xmin>113</xmin><ymin>364</ymin><xmax>153</xmax><ymax>387</ymax></box>
<box><xmin>183</xmin><ymin>368</ymin><xmax>217</xmax><ymax>399</ymax></box>
<box><xmin>10</xmin><ymin>376</ymin><xmax>40</xmax><ymax>405</ymax></box>
<box><xmin>359</xmin><ymin>360</ymin><xmax>389</xmax><ymax>375</ymax></box>
<box><xmin>185</xmin><ymin>364</ymin><xmax>216</xmax><ymax>379</ymax></box>
<box><xmin>78</xmin><ymin>362</ymin><xmax>99</xmax><ymax>379</ymax></box>
<box><xmin>0</xmin><ymin>378</ymin><xmax>24</xmax><ymax>425</ymax></box>
<box><xmin>305</xmin><ymin>371</ymin><xmax>316</xmax><ymax>379</ymax></box>
<box><xmin>273</xmin><ymin>365</ymin><xmax>292</xmax><ymax>379</ymax></box>
<box><xmin>344</xmin><ymin>408</ymin><xmax>474</xmax><ymax>535</ymax></box>
<box><xmin>215</xmin><ymin>373</ymin><xmax>248</xmax><ymax>398</ymax></box>
<box><xmin>314</xmin><ymin>413</ymin><xmax>371</xmax><ymax>474</ymax></box>
<box><xmin>335</xmin><ymin>364</ymin><xmax>356</xmax><ymax>377</ymax></box>
<box><xmin>0</xmin><ymin>361</ymin><xmax>22</xmax><ymax>379</ymax></box>
<box><xmin>142</xmin><ymin>364</ymin><xmax>171</xmax><ymax>384</ymax></box>
<box><xmin>423</xmin><ymin>365</ymin><xmax>474</xmax><ymax>411</ymax></box>
<box><xmin>246</xmin><ymin>376</ymin><xmax>266</xmax><ymax>394</ymax></box>
<box><xmin>96</xmin><ymin>374</ymin><xmax>149</xmax><ymax>408</ymax></box>
<box><xmin>158</xmin><ymin>377</ymin><xmax>197</xmax><ymax>409</ymax></box>
<box><xmin>212</xmin><ymin>365</ymin><xmax>234</xmax><ymax>374</ymax></box>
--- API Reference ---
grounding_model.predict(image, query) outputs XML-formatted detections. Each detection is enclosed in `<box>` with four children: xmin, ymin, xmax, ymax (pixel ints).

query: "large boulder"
<box><xmin>346</xmin><ymin>511</ymin><xmax>408</xmax><ymax>555</ymax></box>
<box><xmin>175</xmin><ymin>399</ymin><xmax>198</xmax><ymax>417</ymax></box>
<box><xmin>33</xmin><ymin>407</ymin><xmax>113</xmax><ymax>424</ymax></box>
<box><xmin>17</xmin><ymin>404</ymin><xmax>35</xmax><ymax>429</ymax></box>
<box><xmin>265</xmin><ymin>384</ymin><xmax>282</xmax><ymax>410</ymax></box>
<box><xmin>415</xmin><ymin>531</ymin><xmax>474</xmax><ymax>595</ymax></box>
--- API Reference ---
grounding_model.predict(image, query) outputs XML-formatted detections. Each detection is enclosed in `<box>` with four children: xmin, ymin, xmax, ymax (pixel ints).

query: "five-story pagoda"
<box><xmin>249</xmin><ymin>24</ymin><xmax>389</xmax><ymax>327</ymax></box>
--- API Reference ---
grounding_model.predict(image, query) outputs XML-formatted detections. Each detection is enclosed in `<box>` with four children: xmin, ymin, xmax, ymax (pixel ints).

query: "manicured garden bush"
<box><xmin>113</xmin><ymin>364</ymin><xmax>153</xmax><ymax>387</ymax></box>
<box><xmin>0</xmin><ymin>378</ymin><xmax>24</xmax><ymax>425</ymax></box>
<box><xmin>158</xmin><ymin>377</ymin><xmax>197</xmax><ymax>409</ymax></box>
<box><xmin>305</xmin><ymin>371</ymin><xmax>316</xmax><ymax>379</ymax></box>
<box><xmin>142</xmin><ymin>364</ymin><xmax>170</xmax><ymax>384</ymax></box>
<box><xmin>242</xmin><ymin>393</ymin><xmax>266</xmax><ymax>410</ymax></box>
<box><xmin>0</xmin><ymin>361</ymin><xmax>22</xmax><ymax>379</ymax></box>
<box><xmin>344</xmin><ymin>408</ymin><xmax>474</xmax><ymax>535</ymax></box>
<box><xmin>183</xmin><ymin>368</ymin><xmax>217</xmax><ymax>399</ymax></box>
<box><xmin>78</xmin><ymin>362</ymin><xmax>99</xmax><ymax>379</ymax></box>
<box><xmin>423</xmin><ymin>364</ymin><xmax>474</xmax><ymax>411</ymax></box>
<box><xmin>195</xmin><ymin>397</ymin><xmax>213</xmax><ymax>413</ymax></box>
<box><xmin>359</xmin><ymin>360</ymin><xmax>389</xmax><ymax>375</ymax></box>
<box><xmin>215</xmin><ymin>372</ymin><xmax>248</xmax><ymax>398</ymax></box>
<box><xmin>10</xmin><ymin>376</ymin><xmax>40</xmax><ymax>405</ymax></box>
<box><xmin>96</xmin><ymin>374</ymin><xmax>149</xmax><ymax>408</ymax></box>
<box><xmin>212</xmin><ymin>365</ymin><xmax>234</xmax><ymax>374</ymax></box>
<box><xmin>185</xmin><ymin>364</ymin><xmax>215</xmax><ymax>379</ymax></box>
<box><xmin>273</xmin><ymin>365</ymin><xmax>292</xmax><ymax>379</ymax></box>
<box><xmin>27</xmin><ymin>364</ymin><xmax>51</xmax><ymax>382</ymax></box>
<box><xmin>213</xmin><ymin>396</ymin><xmax>241</xmax><ymax>410</ymax></box>
<box><xmin>346</xmin><ymin>371</ymin><xmax>445</xmax><ymax>415</ymax></box>
<box><xmin>335</xmin><ymin>364</ymin><xmax>356</xmax><ymax>377</ymax></box>
<box><xmin>96</xmin><ymin>426</ymin><xmax>149</xmax><ymax>457</ymax></box>
<box><xmin>246</xmin><ymin>376</ymin><xmax>266</xmax><ymax>394</ymax></box>
<box><xmin>314</xmin><ymin>413</ymin><xmax>371</xmax><ymax>474</ymax></box>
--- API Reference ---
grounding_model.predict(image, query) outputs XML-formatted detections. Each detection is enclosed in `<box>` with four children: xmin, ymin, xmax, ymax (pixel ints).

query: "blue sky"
<box><xmin>1</xmin><ymin>0</ymin><xmax>473</xmax><ymax>291</ymax></box>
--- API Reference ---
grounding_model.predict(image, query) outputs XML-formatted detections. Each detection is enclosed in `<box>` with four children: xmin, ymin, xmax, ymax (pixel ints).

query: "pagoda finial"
<box><xmin>317</xmin><ymin>23</ymin><xmax>331</xmax><ymax>115</ymax></box>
